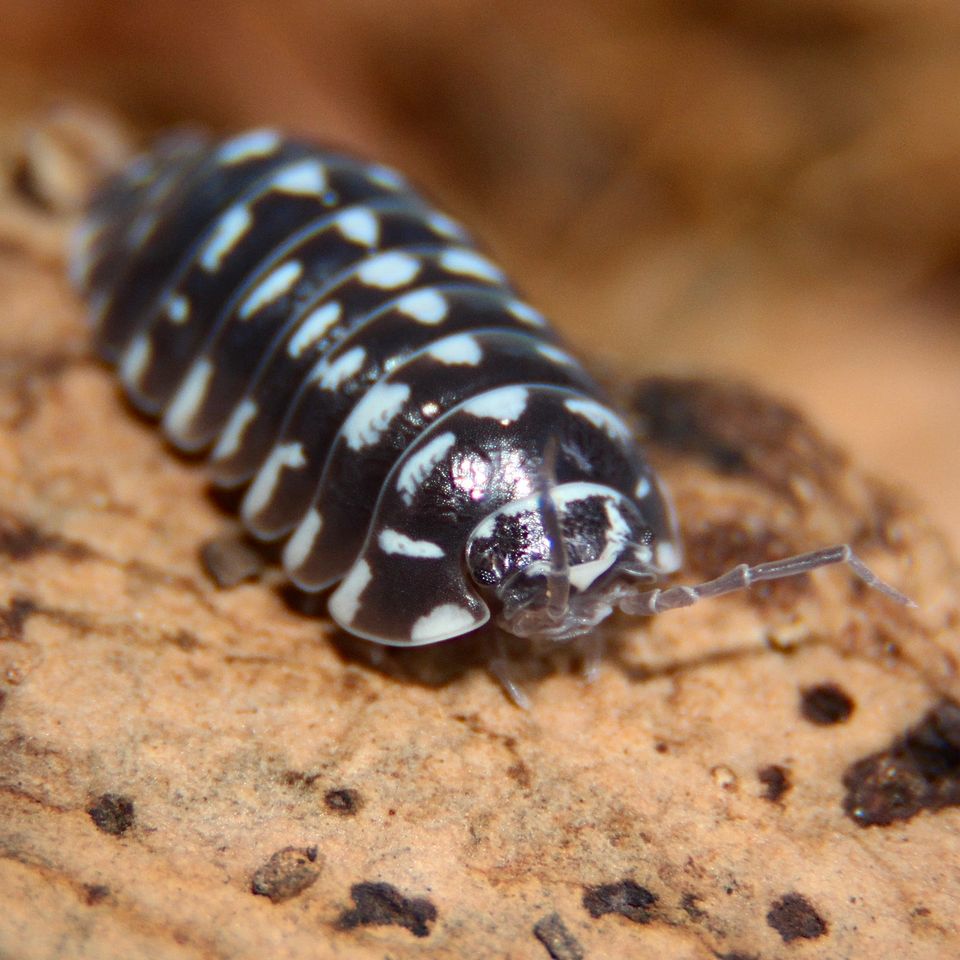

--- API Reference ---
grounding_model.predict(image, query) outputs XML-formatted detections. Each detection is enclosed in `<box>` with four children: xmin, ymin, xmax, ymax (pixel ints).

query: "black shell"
<box><xmin>71</xmin><ymin>129</ymin><xmax>680</xmax><ymax>646</ymax></box>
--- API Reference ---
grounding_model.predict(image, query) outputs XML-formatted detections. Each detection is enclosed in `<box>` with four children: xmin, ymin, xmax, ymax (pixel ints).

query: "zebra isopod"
<box><xmin>70</xmin><ymin>127</ymin><xmax>912</xmax><ymax>660</ymax></box>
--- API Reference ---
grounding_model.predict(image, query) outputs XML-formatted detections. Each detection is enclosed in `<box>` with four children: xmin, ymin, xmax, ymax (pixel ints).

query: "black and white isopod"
<box><xmin>70</xmin><ymin>128</ymin><xmax>913</xmax><ymax>690</ymax></box>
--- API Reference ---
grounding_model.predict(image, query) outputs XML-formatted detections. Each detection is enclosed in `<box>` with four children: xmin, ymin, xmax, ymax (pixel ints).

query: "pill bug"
<box><xmin>70</xmin><ymin>128</ymin><xmax>912</xmax><ymax>663</ymax></box>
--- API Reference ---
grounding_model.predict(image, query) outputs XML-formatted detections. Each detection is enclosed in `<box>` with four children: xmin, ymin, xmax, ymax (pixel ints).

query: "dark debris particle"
<box><xmin>250</xmin><ymin>846</ymin><xmax>321</xmax><ymax>903</ymax></box>
<box><xmin>83</xmin><ymin>883</ymin><xmax>110</xmax><ymax>905</ymax></box>
<box><xmin>801</xmin><ymin>682</ymin><xmax>855</xmax><ymax>725</ymax></box>
<box><xmin>533</xmin><ymin>913</ymin><xmax>584</xmax><ymax>960</ymax></box>
<box><xmin>87</xmin><ymin>794</ymin><xmax>135</xmax><ymax>836</ymax></box>
<box><xmin>583</xmin><ymin>879</ymin><xmax>657</xmax><ymax>923</ymax></box>
<box><xmin>714</xmin><ymin>953</ymin><xmax>759</xmax><ymax>960</ymax></box>
<box><xmin>842</xmin><ymin>697</ymin><xmax>960</xmax><ymax>827</ymax></box>
<box><xmin>336</xmin><ymin>881</ymin><xmax>437</xmax><ymax>938</ymax></box>
<box><xmin>0</xmin><ymin>596</ymin><xmax>37</xmax><ymax>641</ymax></box>
<box><xmin>766</xmin><ymin>893</ymin><xmax>828</xmax><ymax>942</ymax></box>
<box><xmin>323</xmin><ymin>787</ymin><xmax>363</xmax><ymax>815</ymax></box>
<box><xmin>200</xmin><ymin>533</ymin><xmax>264</xmax><ymax>588</ymax></box>
<box><xmin>758</xmin><ymin>764</ymin><xmax>791</xmax><ymax>803</ymax></box>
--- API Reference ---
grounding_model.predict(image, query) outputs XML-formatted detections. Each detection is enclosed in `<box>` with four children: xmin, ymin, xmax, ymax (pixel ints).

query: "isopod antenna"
<box><xmin>614</xmin><ymin>544</ymin><xmax>916</xmax><ymax>616</ymax></box>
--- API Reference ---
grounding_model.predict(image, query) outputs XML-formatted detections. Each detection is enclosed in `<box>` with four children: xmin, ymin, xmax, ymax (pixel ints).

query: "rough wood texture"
<box><xmin>0</xmin><ymin>121</ymin><xmax>957</xmax><ymax>960</ymax></box>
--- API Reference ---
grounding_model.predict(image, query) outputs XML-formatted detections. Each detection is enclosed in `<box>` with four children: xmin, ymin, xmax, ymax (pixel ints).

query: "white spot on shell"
<box><xmin>439</xmin><ymin>248</ymin><xmax>504</xmax><ymax>283</ymax></box>
<box><xmin>217</xmin><ymin>129</ymin><xmax>280</xmax><ymax>165</ymax></box>
<box><xmin>242</xmin><ymin>442</ymin><xmax>307</xmax><ymax>522</ymax></box>
<box><xmin>425</xmin><ymin>334</ymin><xmax>482</xmax><ymax>366</ymax></box>
<box><xmin>462</xmin><ymin>386</ymin><xmax>528</xmax><ymax>423</ymax></box>
<box><xmin>396</xmin><ymin>288</ymin><xmax>448</xmax><ymax>324</ymax></box>
<box><xmin>68</xmin><ymin>219</ymin><xmax>101</xmax><ymax>288</ymax></box>
<box><xmin>269</xmin><ymin>158</ymin><xmax>328</xmax><ymax>195</ymax></box>
<box><xmin>378</xmin><ymin>529</ymin><xmax>445</xmax><ymax>559</ymax></box>
<box><xmin>201</xmin><ymin>204</ymin><xmax>251</xmax><ymax>271</ymax></box>
<box><xmin>634</xmin><ymin>476</ymin><xmax>651</xmax><ymax>499</ymax></box>
<box><xmin>163</xmin><ymin>358</ymin><xmax>214</xmax><ymax>444</ymax></box>
<box><xmin>288</xmin><ymin>301</ymin><xmax>342</xmax><ymax>358</ymax></box>
<box><xmin>212</xmin><ymin>398</ymin><xmax>258</xmax><ymax>461</ymax></box>
<box><xmin>119</xmin><ymin>334</ymin><xmax>152</xmax><ymax>388</ymax></box>
<box><xmin>165</xmin><ymin>294</ymin><xmax>190</xmax><ymax>324</ymax></box>
<box><xmin>507</xmin><ymin>300</ymin><xmax>547</xmax><ymax>327</ymax></box>
<box><xmin>283</xmin><ymin>507</ymin><xmax>323</xmax><ymax>571</ymax></box>
<box><xmin>535</xmin><ymin>342</ymin><xmax>576</xmax><ymax>366</ymax></box>
<box><xmin>396</xmin><ymin>431</ymin><xmax>456</xmax><ymax>505</ymax></box>
<box><xmin>357</xmin><ymin>251</ymin><xmax>420</xmax><ymax>289</ymax></box>
<box><xmin>563</xmin><ymin>397</ymin><xmax>631</xmax><ymax>441</ymax></box>
<box><xmin>425</xmin><ymin>211</ymin><xmax>468</xmax><ymax>240</ymax></box>
<box><xmin>239</xmin><ymin>261</ymin><xmax>303</xmax><ymax>319</ymax></box>
<box><xmin>411</xmin><ymin>604</ymin><xmax>479</xmax><ymax>644</ymax></box>
<box><xmin>343</xmin><ymin>382</ymin><xmax>411</xmax><ymax>451</ymax></box>
<box><xmin>336</xmin><ymin>207</ymin><xmax>380</xmax><ymax>246</ymax></box>
<box><xmin>366</xmin><ymin>164</ymin><xmax>406</xmax><ymax>190</ymax></box>
<box><xmin>328</xmin><ymin>559</ymin><xmax>372</xmax><ymax>622</ymax></box>
<box><xmin>314</xmin><ymin>346</ymin><xmax>366</xmax><ymax>391</ymax></box>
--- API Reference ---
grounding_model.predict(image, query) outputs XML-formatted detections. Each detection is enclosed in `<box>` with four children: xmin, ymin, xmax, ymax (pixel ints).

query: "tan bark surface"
<box><xmin>0</xmin><ymin>5</ymin><xmax>959</xmax><ymax>958</ymax></box>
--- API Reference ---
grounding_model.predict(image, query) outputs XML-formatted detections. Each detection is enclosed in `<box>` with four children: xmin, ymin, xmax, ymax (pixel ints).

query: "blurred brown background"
<box><xmin>2</xmin><ymin>0</ymin><xmax>957</xmax><ymax>548</ymax></box>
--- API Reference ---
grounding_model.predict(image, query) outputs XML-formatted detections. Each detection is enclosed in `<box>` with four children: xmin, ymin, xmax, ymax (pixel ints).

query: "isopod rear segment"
<box><xmin>71</xmin><ymin>128</ymin><xmax>913</xmax><ymax>651</ymax></box>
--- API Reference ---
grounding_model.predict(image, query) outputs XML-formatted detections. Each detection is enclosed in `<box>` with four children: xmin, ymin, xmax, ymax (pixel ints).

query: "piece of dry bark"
<box><xmin>0</xmin><ymin>123</ymin><xmax>958</xmax><ymax>960</ymax></box>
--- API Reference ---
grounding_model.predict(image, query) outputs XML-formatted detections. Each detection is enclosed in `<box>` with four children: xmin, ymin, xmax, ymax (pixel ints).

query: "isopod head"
<box><xmin>466</xmin><ymin>482</ymin><xmax>682</xmax><ymax>642</ymax></box>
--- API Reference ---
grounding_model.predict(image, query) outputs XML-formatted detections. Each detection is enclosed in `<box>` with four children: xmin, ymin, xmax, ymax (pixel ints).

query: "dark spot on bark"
<box><xmin>582</xmin><ymin>879</ymin><xmax>657</xmax><ymax>923</ymax></box>
<box><xmin>714</xmin><ymin>953</ymin><xmax>758</xmax><ymax>960</ymax></box>
<box><xmin>0</xmin><ymin>596</ymin><xmax>37</xmax><ymax>641</ymax></box>
<box><xmin>0</xmin><ymin>516</ymin><xmax>90</xmax><ymax>563</ymax></box>
<box><xmin>0</xmin><ymin>690</ymin><xmax>6</xmax><ymax>712</ymax></box>
<box><xmin>630</xmin><ymin>377</ymin><xmax>847</xmax><ymax>507</ymax></box>
<box><xmin>83</xmin><ymin>883</ymin><xmax>110</xmax><ymax>905</ymax></box>
<box><xmin>842</xmin><ymin>698</ymin><xmax>960</xmax><ymax>826</ymax></box>
<box><xmin>335</xmin><ymin>881</ymin><xmax>437</xmax><ymax>938</ymax></box>
<box><xmin>170</xmin><ymin>629</ymin><xmax>200</xmax><ymax>651</ymax></box>
<box><xmin>632</xmin><ymin>378</ymin><xmax>749</xmax><ymax>475</ymax></box>
<box><xmin>250</xmin><ymin>846</ymin><xmax>321</xmax><ymax>903</ymax></box>
<box><xmin>87</xmin><ymin>794</ymin><xmax>135</xmax><ymax>836</ymax></box>
<box><xmin>281</xmin><ymin>769</ymin><xmax>321</xmax><ymax>789</ymax></box>
<box><xmin>324</xmin><ymin>788</ymin><xmax>362</xmax><ymax>815</ymax></box>
<box><xmin>655</xmin><ymin>741</ymin><xmax>669</xmax><ymax>753</ymax></box>
<box><xmin>766</xmin><ymin>892</ymin><xmax>828</xmax><ymax>942</ymax></box>
<box><xmin>533</xmin><ymin>913</ymin><xmax>584</xmax><ymax>960</ymax></box>
<box><xmin>758</xmin><ymin>764</ymin><xmax>791</xmax><ymax>802</ymax></box>
<box><xmin>801</xmin><ymin>682</ymin><xmax>854</xmax><ymax>725</ymax></box>
<box><xmin>681</xmin><ymin>892</ymin><xmax>707</xmax><ymax>921</ymax></box>
<box><xmin>507</xmin><ymin>760</ymin><xmax>532</xmax><ymax>789</ymax></box>
<box><xmin>200</xmin><ymin>534</ymin><xmax>264</xmax><ymax>588</ymax></box>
